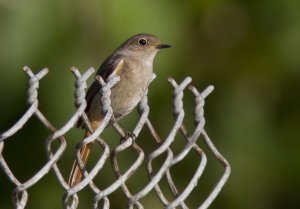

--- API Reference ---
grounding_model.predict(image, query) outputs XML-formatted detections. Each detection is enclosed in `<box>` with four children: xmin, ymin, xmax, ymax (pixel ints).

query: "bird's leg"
<box><xmin>109</xmin><ymin>117</ymin><xmax>136</xmax><ymax>144</ymax></box>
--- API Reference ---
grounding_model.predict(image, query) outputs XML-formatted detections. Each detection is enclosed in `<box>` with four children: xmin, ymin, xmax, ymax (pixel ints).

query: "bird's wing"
<box><xmin>77</xmin><ymin>54</ymin><xmax>124</xmax><ymax>128</ymax></box>
<box><xmin>97</xmin><ymin>53</ymin><xmax>124</xmax><ymax>81</ymax></box>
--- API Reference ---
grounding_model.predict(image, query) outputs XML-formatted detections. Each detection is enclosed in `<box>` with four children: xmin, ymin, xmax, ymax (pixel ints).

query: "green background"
<box><xmin>1</xmin><ymin>0</ymin><xmax>300</xmax><ymax>209</ymax></box>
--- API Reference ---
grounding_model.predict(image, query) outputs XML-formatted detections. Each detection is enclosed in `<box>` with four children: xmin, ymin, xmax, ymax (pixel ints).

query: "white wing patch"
<box><xmin>109</xmin><ymin>58</ymin><xmax>124</xmax><ymax>78</ymax></box>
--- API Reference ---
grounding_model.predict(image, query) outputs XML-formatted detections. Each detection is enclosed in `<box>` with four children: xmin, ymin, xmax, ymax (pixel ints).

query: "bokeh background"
<box><xmin>1</xmin><ymin>0</ymin><xmax>300</xmax><ymax>209</ymax></box>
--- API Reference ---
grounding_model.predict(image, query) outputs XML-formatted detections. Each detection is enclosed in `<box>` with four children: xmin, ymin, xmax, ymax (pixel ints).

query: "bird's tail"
<box><xmin>68</xmin><ymin>131</ymin><xmax>93</xmax><ymax>187</ymax></box>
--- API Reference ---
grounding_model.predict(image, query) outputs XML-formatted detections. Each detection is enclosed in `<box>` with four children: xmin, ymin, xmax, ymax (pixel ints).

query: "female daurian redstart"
<box><xmin>69</xmin><ymin>33</ymin><xmax>170</xmax><ymax>187</ymax></box>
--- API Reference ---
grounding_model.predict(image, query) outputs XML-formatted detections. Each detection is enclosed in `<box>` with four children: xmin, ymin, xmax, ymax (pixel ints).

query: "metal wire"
<box><xmin>0</xmin><ymin>67</ymin><xmax>231</xmax><ymax>209</ymax></box>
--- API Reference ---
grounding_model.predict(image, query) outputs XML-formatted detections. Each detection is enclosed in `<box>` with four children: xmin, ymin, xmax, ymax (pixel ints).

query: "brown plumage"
<box><xmin>69</xmin><ymin>33</ymin><xmax>170</xmax><ymax>187</ymax></box>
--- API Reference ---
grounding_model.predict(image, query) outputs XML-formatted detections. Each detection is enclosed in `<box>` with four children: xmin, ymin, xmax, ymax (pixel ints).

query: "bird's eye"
<box><xmin>138</xmin><ymin>38</ymin><xmax>147</xmax><ymax>46</ymax></box>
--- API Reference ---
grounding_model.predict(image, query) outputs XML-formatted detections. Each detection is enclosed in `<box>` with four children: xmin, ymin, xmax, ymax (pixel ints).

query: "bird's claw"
<box><xmin>120</xmin><ymin>132</ymin><xmax>136</xmax><ymax>144</ymax></box>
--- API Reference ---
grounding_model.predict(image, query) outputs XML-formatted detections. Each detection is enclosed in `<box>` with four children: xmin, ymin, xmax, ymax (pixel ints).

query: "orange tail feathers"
<box><xmin>69</xmin><ymin>131</ymin><xmax>93</xmax><ymax>187</ymax></box>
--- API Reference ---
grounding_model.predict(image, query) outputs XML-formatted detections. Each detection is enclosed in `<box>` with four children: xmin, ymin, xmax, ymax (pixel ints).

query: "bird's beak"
<box><xmin>156</xmin><ymin>44</ymin><xmax>171</xmax><ymax>49</ymax></box>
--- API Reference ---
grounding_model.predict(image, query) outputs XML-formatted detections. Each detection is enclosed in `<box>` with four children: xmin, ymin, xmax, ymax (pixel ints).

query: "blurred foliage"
<box><xmin>1</xmin><ymin>0</ymin><xmax>300</xmax><ymax>209</ymax></box>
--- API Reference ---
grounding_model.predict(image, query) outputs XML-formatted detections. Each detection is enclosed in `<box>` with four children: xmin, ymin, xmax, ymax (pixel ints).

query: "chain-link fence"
<box><xmin>0</xmin><ymin>67</ymin><xmax>231</xmax><ymax>209</ymax></box>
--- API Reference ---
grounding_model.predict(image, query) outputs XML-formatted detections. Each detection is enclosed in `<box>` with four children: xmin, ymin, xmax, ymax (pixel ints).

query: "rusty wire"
<box><xmin>0</xmin><ymin>67</ymin><xmax>231</xmax><ymax>209</ymax></box>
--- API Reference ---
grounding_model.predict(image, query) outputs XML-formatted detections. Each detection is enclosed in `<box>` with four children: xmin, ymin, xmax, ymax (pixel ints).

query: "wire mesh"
<box><xmin>0</xmin><ymin>67</ymin><xmax>231</xmax><ymax>209</ymax></box>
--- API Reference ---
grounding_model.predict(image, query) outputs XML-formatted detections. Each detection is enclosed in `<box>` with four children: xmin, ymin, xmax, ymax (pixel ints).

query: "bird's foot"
<box><xmin>120</xmin><ymin>132</ymin><xmax>136</xmax><ymax>144</ymax></box>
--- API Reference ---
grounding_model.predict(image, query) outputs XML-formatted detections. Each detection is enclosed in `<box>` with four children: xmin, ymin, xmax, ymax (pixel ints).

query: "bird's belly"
<box><xmin>87</xmin><ymin>64</ymin><xmax>153</xmax><ymax>123</ymax></box>
<box><xmin>110</xmin><ymin>70</ymin><xmax>152</xmax><ymax>118</ymax></box>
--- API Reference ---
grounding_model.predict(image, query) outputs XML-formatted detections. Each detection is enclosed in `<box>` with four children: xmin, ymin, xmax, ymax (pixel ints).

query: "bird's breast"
<box><xmin>110</xmin><ymin>61</ymin><xmax>153</xmax><ymax>118</ymax></box>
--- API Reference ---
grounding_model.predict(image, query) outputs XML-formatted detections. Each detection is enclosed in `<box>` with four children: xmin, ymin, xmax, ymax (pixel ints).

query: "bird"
<box><xmin>69</xmin><ymin>33</ymin><xmax>171</xmax><ymax>187</ymax></box>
